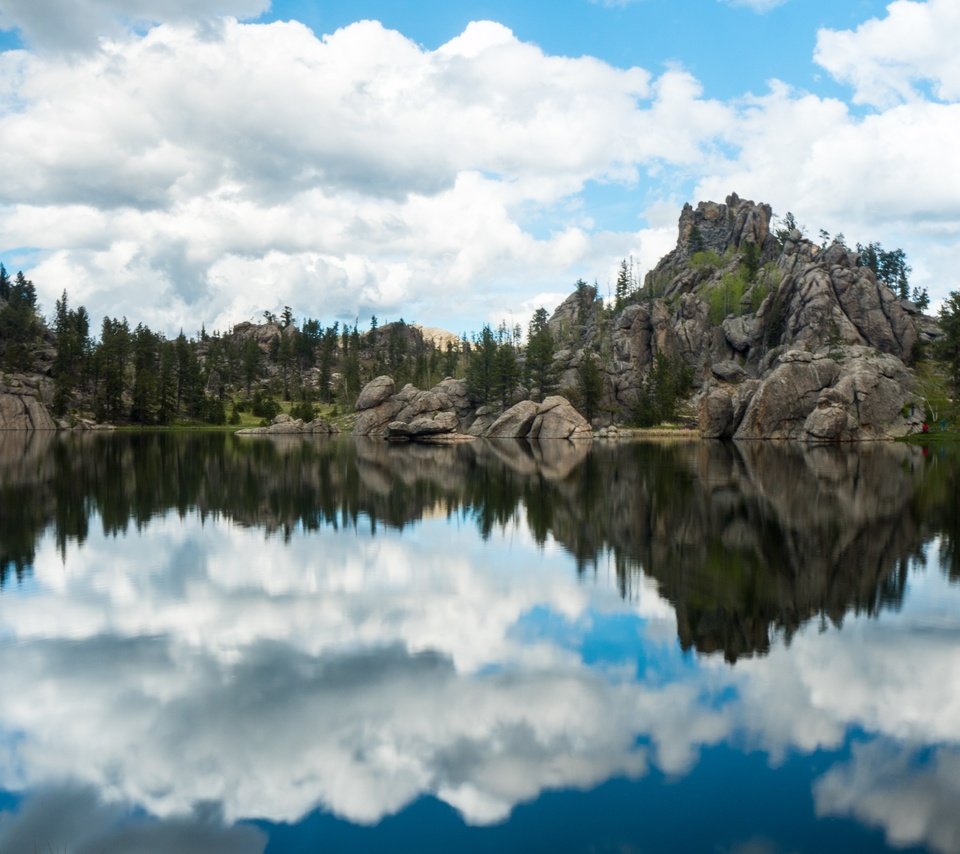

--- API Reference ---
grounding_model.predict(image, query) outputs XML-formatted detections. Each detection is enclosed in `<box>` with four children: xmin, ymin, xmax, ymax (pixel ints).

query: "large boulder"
<box><xmin>0</xmin><ymin>375</ymin><xmax>57</xmax><ymax>431</ymax></box>
<box><xmin>354</xmin><ymin>399</ymin><xmax>404</xmax><ymax>436</ymax></box>
<box><xmin>485</xmin><ymin>401</ymin><xmax>540</xmax><ymax>438</ymax></box>
<box><xmin>236</xmin><ymin>414</ymin><xmax>340</xmax><ymax>436</ymax></box>
<box><xmin>356</xmin><ymin>376</ymin><xmax>396</xmax><ymax>411</ymax></box>
<box><xmin>699</xmin><ymin>389</ymin><xmax>735</xmax><ymax>439</ymax></box>
<box><xmin>528</xmin><ymin>396</ymin><xmax>592</xmax><ymax>440</ymax></box>
<box><xmin>712</xmin><ymin>346</ymin><xmax>915</xmax><ymax>442</ymax></box>
<box><xmin>386</xmin><ymin>411</ymin><xmax>459</xmax><ymax>442</ymax></box>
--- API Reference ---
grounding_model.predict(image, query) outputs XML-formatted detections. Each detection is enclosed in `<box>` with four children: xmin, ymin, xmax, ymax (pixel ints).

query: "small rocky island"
<box><xmin>0</xmin><ymin>194</ymin><xmax>944</xmax><ymax>441</ymax></box>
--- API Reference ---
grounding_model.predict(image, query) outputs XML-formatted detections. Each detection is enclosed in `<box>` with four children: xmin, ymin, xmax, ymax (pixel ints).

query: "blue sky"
<box><xmin>0</xmin><ymin>0</ymin><xmax>957</xmax><ymax>335</ymax></box>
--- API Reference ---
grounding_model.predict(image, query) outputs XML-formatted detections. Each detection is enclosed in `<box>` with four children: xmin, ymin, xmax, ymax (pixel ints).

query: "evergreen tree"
<box><xmin>494</xmin><ymin>340</ymin><xmax>520</xmax><ymax>407</ymax></box>
<box><xmin>0</xmin><ymin>271</ymin><xmax>40</xmax><ymax>372</ymax></box>
<box><xmin>278</xmin><ymin>331</ymin><xmax>295</xmax><ymax>399</ymax></box>
<box><xmin>131</xmin><ymin>323</ymin><xmax>161</xmax><ymax>424</ymax></box>
<box><xmin>158</xmin><ymin>341</ymin><xmax>178</xmax><ymax>424</ymax></box>
<box><xmin>94</xmin><ymin>317</ymin><xmax>131</xmax><ymax>422</ymax></box>
<box><xmin>936</xmin><ymin>292</ymin><xmax>960</xmax><ymax>399</ymax></box>
<box><xmin>614</xmin><ymin>260</ymin><xmax>630</xmax><ymax>310</ymax></box>
<box><xmin>52</xmin><ymin>290</ymin><xmax>91</xmax><ymax>416</ymax></box>
<box><xmin>0</xmin><ymin>263</ymin><xmax>10</xmax><ymax>301</ymax></box>
<box><xmin>526</xmin><ymin>307</ymin><xmax>556</xmax><ymax>401</ymax></box>
<box><xmin>576</xmin><ymin>351</ymin><xmax>604</xmax><ymax>422</ymax></box>
<box><xmin>443</xmin><ymin>340</ymin><xmax>459</xmax><ymax>377</ymax></box>
<box><xmin>466</xmin><ymin>325</ymin><xmax>497</xmax><ymax>404</ymax></box>
<box><xmin>242</xmin><ymin>337</ymin><xmax>262</xmax><ymax>397</ymax></box>
<box><xmin>318</xmin><ymin>324</ymin><xmax>339</xmax><ymax>402</ymax></box>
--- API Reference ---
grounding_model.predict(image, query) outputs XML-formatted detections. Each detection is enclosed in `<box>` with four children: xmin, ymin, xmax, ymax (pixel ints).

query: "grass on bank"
<box><xmin>112</xmin><ymin>398</ymin><xmax>352</xmax><ymax>433</ymax></box>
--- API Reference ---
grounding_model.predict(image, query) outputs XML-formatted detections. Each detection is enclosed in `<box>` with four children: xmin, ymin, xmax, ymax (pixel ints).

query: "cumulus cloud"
<box><xmin>814</xmin><ymin>741</ymin><xmax>960</xmax><ymax>854</ymax></box>
<box><xmin>0</xmin><ymin>785</ymin><xmax>266</xmax><ymax>854</ymax></box>
<box><xmin>0</xmin><ymin>18</ymin><xmax>730</xmax><ymax>333</ymax></box>
<box><xmin>1</xmin><ymin>510</ymin><xmax>959</xmax><ymax>831</ymax></box>
<box><xmin>0</xmin><ymin>0</ymin><xmax>270</xmax><ymax>50</ymax></box>
<box><xmin>0</xmin><ymin>515</ymin><xmax>730</xmax><ymax>826</ymax></box>
<box><xmin>814</xmin><ymin>0</ymin><xmax>960</xmax><ymax>108</ymax></box>
<box><xmin>2</xmin><ymin>6</ymin><xmax>960</xmax><ymax>335</ymax></box>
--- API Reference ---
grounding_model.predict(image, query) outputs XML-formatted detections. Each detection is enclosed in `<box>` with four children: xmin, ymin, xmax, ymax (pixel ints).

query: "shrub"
<box><xmin>251</xmin><ymin>391</ymin><xmax>281</xmax><ymax>419</ymax></box>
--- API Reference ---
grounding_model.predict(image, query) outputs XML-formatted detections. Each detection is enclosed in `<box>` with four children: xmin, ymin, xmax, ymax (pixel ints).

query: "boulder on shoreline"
<box><xmin>236</xmin><ymin>413</ymin><xmax>340</xmax><ymax>436</ymax></box>
<box><xmin>354</xmin><ymin>377</ymin><xmax>592</xmax><ymax>443</ymax></box>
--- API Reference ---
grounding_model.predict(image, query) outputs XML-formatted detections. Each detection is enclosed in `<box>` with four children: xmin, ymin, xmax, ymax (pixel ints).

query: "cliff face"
<box><xmin>549</xmin><ymin>194</ymin><xmax>937</xmax><ymax>441</ymax></box>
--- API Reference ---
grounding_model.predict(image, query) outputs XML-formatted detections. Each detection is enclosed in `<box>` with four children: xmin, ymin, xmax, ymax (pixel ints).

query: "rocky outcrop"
<box><xmin>0</xmin><ymin>375</ymin><xmax>56</xmax><ymax>431</ymax></box>
<box><xmin>354</xmin><ymin>376</ymin><xmax>591</xmax><ymax>442</ymax></box>
<box><xmin>529</xmin><ymin>397</ymin><xmax>592</xmax><ymax>440</ymax></box>
<box><xmin>486</xmin><ymin>401</ymin><xmax>540</xmax><ymax>438</ymax></box>
<box><xmin>355</xmin><ymin>375</ymin><xmax>395</xmax><ymax>411</ymax></box>
<box><xmin>545</xmin><ymin>193</ymin><xmax>933</xmax><ymax>440</ymax></box>
<box><xmin>703</xmin><ymin>347</ymin><xmax>914</xmax><ymax>442</ymax></box>
<box><xmin>236</xmin><ymin>413</ymin><xmax>339</xmax><ymax>436</ymax></box>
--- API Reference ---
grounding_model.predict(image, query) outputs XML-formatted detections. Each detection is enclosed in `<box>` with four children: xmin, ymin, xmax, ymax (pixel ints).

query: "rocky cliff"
<box><xmin>548</xmin><ymin>193</ymin><xmax>937</xmax><ymax>441</ymax></box>
<box><xmin>352</xmin><ymin>375</ymin><xmax>592</xmax><ymax>442</ymax></box>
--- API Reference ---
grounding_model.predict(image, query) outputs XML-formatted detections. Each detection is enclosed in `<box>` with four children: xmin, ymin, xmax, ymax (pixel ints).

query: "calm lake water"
<box><xmin>0</xmin><ymin>433</ymin><xmax>958</xmax><ymax>853</ymax></box>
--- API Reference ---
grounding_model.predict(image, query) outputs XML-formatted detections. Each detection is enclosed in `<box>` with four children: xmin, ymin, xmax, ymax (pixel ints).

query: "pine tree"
<box><xmin>576</xmin><ymin>351</ymin><xmax>604</xmax><ymax>422</ymax></box>
<box><xmin>131</xmin><ymin>323</ymin><xmax>161</xmax><ymax>424</ymax></box>
<box><xmin>466</xmin><ymin>325</ymin><xmax>497</xmax><ymax>404</ymax></box>
<box><xmin>526</xmin><ymin>307</ymin><xmax>556</xmax><ymax>401</ymax></box>
<box><xmin>51</xmin><ymin>290</ymin><xmax>91</xmax><ymax>416</ymax></box>
<box><xmin>0</xmin><ymin>271</ymin><xmax>40</xmax><ymax>372</ymax></box>
<box><xmin>614</xmin><ymin>260</ymin><xmax>630</xmax><ymax>310</ymax></box>
<box><xmin>494</xmin><ymin>340</ymin><xmax>520</xmax><ymax>407</ymax></box>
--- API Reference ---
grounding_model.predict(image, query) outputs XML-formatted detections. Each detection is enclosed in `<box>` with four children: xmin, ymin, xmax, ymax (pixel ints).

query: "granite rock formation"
<box><xmin>354</xmin><ymin>377</ymin><xmax>591</xmax><ymax>442</ymax></box>
<box><xmin>546</xmin><ymin>193</ymin><xmax>933</xmax><ymax>441</ymax></box>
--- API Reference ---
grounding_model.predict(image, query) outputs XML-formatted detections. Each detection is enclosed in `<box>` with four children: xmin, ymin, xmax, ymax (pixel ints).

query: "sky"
<box><xmin>0</xmin><ymin>0</ymin><xmax>958</xmax><ymax>337</ymax></box>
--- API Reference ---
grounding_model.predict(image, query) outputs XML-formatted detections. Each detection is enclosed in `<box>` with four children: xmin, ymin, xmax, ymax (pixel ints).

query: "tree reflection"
<box><xmin>1</xmin><ymin>431</ymin><xmax>957</xmax><ymax>661</ymax></box>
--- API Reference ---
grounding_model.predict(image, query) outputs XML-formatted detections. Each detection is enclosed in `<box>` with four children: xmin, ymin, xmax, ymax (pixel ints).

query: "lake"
<box><xmin>0</xmin><ymin>432</ymin><xmax>958</xmax><ymax>853</ymax></box>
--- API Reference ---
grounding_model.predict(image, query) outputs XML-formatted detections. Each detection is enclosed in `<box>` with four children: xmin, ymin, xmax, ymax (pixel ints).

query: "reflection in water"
<box><xmin>0</xmin><ymin>433</ymin><xmax>959</xmax><ymax>852</ymax></box>
<box><xmin>1</xmin><ymin>432</ymin><xmax>954</xmax><ymax>662</ymax></box>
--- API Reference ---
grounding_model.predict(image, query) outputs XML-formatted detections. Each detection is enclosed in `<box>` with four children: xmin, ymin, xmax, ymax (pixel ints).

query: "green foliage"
<box><xmin>764</xmin><ymin>290</ymin><xmax>787</xmax><ymax>350</ymax></box>
<box><xmin>689</xmin><ymin>250</ymin><xmax>724</xmax><ymax>271</ymax></box>
<box><xmin>494</xmin><ymin>338</ymin><xmax>520</xmax><ymax>408</ymax></box>
<box><xmin>51</xmin><ymin>290</ymin><xmax>91</xmax><ymax>416</ymax></box>
<box><xmin>526</xmin><ymin>307</ymin><xmax>556</xmax><ymax>401</ymax></box>
<box><xmin>688</xmin><ymin>224</ymin><xmax>704</xmax><ymax>253</ymax></box>
<box><xmin>466</xmin><ymin>324</ymin><xmax>498</xmax><ymax>404</ymax></box>
<box><xmin>856</xmin><ymin>241</ymin><xmax>911</xmax><ymax>298</ymax></box>
<box><xmin>614</xmin><ymin>259</ymin><xmax>630</xmax><ymax>310</ymax></box>
<box><xmin>936</xmin><ymin>291</ymin><xmax>960</xmax><ymax>400</ymax></box>
<box><xmin>0</xmin><ymin>270</ymin><xmax>40</xmax><ymax>372</ymax></box>
<box><xmin>742</xmin><ymin>242</ymin><xmax>761</xmax><ymax>283</ymax></box>
<box><xmin>204</xmin><ymin>396</ymin><xmax>226</xmax><ymax>425</ymax></box>
<box><xmin>251</xmin><ymin>391</ymin><xmax>281</xmax><ymax>420</ymax></box>
<box><xmin>705</xmin><ymin>270</ymin><xmax>748</xmax><ymax>325</ymax></box>
<box><xmin>289</xmin><ymin>396</ymin><xmax>316</xmax><ymax>422</ymax></box>
<box><xmin>632</xmin><ymin>352</ymin><xmax>692</xmax><ymax>427</ymax></box>
<box><xmin>773</xmin><ymin>211</ymin><xmax>802</xmax><ymax>245</ymax></box>
<box><xmin>575</xmin><ymin>351</ymin><xmax>604</xmax><ymax>422</ymax></box>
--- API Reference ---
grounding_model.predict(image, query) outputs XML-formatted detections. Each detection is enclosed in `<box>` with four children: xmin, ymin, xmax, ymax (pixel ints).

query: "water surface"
<box><xmin>0</xmin><ymin>433</ymin><xmax>958</xmax><ymax>853</ymax></box>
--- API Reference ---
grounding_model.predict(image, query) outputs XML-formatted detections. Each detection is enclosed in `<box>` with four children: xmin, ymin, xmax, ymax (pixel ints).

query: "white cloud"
<box><xmin>2</xmin><ymin>499</ymin><xmax>960</xmax><ymax>831</ymax></box>
<box><xmin>0</xmin><ymin>19</ymin><xmax>734</xmax><ymax>333</ymax></box>
<box><xmin>815</xmin><ymin>0</ymin><xmax>960</xmax><ymax>108</ymax></box>
<box><xmin>0</xmin><ymin>0</ymin><xmax>270</xmax><ymax>51</ymax></box>
<box><xmin>2</xmin><ymin>5</ymin><xmax>960</xmax><ymax>335</ymax></box>
<box><xmin>814</xmin><ymin>742</ymin><xmax>960</xmax><ymax>854</ymax></box>
<box><xmin>720</xmin><ymin>0</ymin><xmax>788</xmax><ymax>13</ymax></box>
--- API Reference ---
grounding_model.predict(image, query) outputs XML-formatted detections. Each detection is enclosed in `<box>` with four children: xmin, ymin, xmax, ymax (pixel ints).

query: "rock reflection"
<box><xmin>1</xmin><ymin>432</ymin><xmax>957</xmax><ymax>660</ymax></box>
